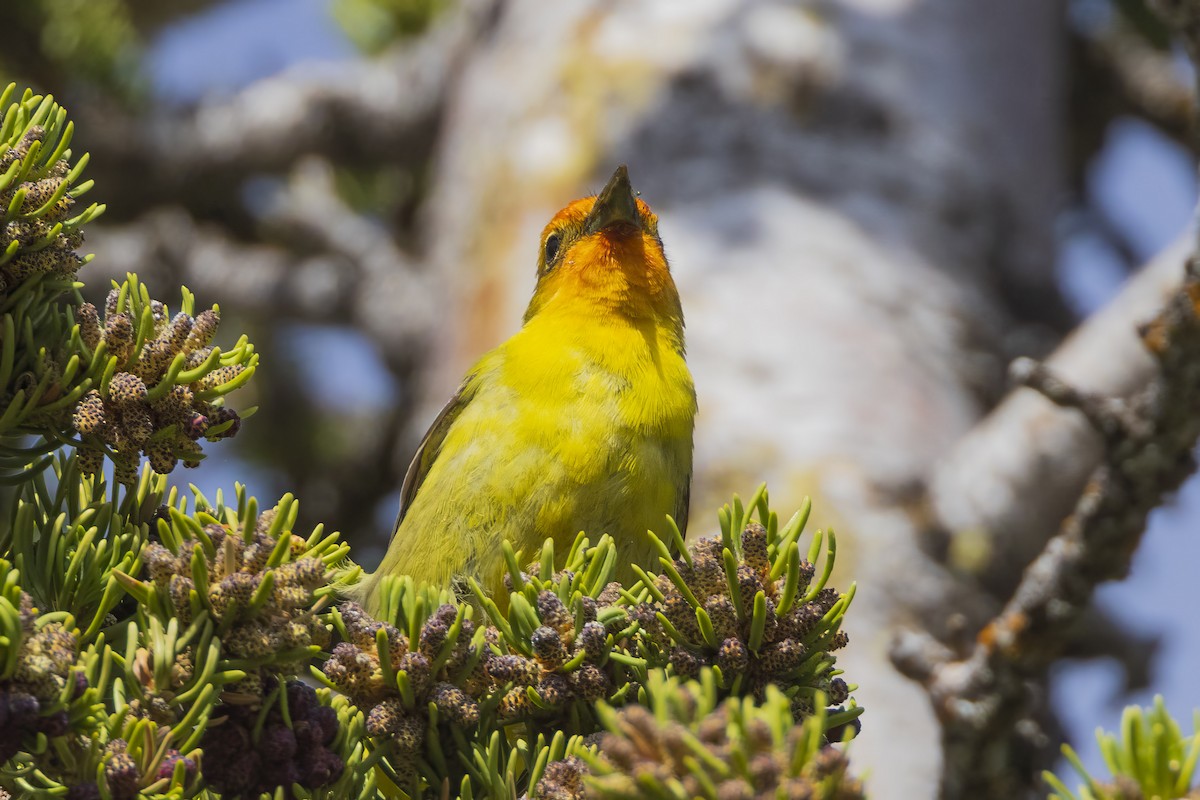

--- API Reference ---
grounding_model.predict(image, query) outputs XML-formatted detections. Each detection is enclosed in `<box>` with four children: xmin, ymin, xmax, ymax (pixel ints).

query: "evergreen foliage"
<box><xmin>0</xmin><ymin>82</ymin><xmax>863</xmax><ymax>799</ymax></box>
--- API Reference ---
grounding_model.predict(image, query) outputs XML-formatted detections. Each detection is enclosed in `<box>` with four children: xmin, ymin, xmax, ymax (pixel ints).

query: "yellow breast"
<box><xmin>381</xmin><ymin>310</ymin><xmax>695</xmax><ymax>602</ymax></box>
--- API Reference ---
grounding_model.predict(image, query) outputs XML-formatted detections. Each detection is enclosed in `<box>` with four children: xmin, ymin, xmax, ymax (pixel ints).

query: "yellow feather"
<box><xmin>355</xmin><ymin>167</ymin><xmax>696</xmax><ymax>614</ymax></box>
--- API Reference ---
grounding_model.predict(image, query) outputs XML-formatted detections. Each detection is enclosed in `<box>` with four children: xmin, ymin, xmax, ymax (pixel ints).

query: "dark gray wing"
<box><xmin>390</xmin><ymin>376</ymin><xmax>477</xmax><ymax>541</ymax></box>
<box><xmin>672</xmin><ymin>470</ymin><xmax>691</xmax><ymax>554</ymax></box>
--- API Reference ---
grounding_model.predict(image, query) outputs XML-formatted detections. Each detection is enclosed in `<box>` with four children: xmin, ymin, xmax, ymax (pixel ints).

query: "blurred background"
<box><xmin>4</xmin><ymin>0</ymin><xmax>1198</xmax><ymax>795</ymax></box>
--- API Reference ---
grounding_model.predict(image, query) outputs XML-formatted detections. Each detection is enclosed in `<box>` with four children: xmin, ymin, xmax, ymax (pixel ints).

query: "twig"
<box><xmin>928</xmin><ymin>238</ymin><xmax>1187</xmax><ymax>594</ymax></box>
<box><xmin>894</xmin><ymin>255</ymin><xmax>1200</xmax><ymax>798</ymax></box>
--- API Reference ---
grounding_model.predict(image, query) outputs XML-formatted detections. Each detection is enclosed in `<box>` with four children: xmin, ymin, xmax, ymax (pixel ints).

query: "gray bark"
<box><xmin>420</xmin><ymin>1</ymin><xmax>1071</xmax><ymax>796</ymax></box>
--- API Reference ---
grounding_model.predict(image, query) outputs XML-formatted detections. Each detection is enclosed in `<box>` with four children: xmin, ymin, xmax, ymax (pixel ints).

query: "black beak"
<box><xmin>583</xmin><ymin>165</ymin><xmax>642</xmax><ymax>236</ymax></box>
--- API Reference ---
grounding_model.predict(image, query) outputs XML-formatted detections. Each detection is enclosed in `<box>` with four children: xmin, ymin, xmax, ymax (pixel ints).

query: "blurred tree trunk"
<box><xmin>421</xmin><ymin>1</ymin><xmax>1069</xmax><ymax>796</ymax></box>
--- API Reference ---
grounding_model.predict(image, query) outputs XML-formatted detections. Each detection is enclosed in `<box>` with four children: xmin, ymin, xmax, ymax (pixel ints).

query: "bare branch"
<box><xmin>928</xmin><ymin>238</ymin><xmax>1188</xmax><ymax>594</ymax></box>
<box><xmin>895</xmin><ymin>255</ymin><xmax>1200</xmax><ymax>798</ymax></box>
<box><xmin>79</xmin><ymin>0</ymin><xmax>499</xmax><ymax>222</ymax></box>
<box><xmin>1072</xmin><ymin>24</ymin><xmax>1195</xmax><ymax>154</ymax></box>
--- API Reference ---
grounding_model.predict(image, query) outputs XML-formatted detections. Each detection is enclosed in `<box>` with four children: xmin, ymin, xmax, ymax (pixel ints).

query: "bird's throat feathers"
<box><xmin>524</xmin><ymin>197</ymin><xmax>684</xmax><ymax>341</ymax></box>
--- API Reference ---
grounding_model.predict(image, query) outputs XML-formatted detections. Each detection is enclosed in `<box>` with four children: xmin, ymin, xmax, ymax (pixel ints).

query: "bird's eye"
<box><xmin>543</xmin><ymin>233</ymin><xmax>561</xmax><ymax>267</ymax></box>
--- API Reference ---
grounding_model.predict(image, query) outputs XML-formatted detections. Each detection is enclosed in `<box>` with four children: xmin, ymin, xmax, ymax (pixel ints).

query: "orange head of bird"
<box><xmin>524</xmin><ymin>166</ymin><xmax>682</xmax><ymax>331</ymax></box>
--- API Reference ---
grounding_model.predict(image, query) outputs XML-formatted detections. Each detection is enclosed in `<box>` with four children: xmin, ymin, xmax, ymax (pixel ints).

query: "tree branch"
<box><xmin>894</xmin><ymin>252</ymin><xmax>1200</xmax><ymax>798</ymax></box>
<box><xmin>927</xmin><ymin>237</ymin><xmax>1188</xmax><ymax>595</ymax></box>
<box><xmin>78</xmin><ymin>0</ymin><xmax>499</xmax><ymax>223</ymax></box>
<box><xmin>1070</xmin><ymin>22</ymin><xmax>1195</xmax><ymax>164</ymax></box>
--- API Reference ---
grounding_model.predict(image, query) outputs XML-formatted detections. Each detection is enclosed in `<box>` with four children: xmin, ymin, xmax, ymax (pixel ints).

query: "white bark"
<box><xmin>420</xmin><ymin>1</ymin><xmax>1070</xmax><ymax>795</ymax></box>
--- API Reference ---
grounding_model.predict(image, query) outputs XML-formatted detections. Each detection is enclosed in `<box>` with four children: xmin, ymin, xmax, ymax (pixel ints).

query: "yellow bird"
<box><xmin>354</xmin><ymin>166</ymin><xmax>696</xmax><ymax>615</ymax></box>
